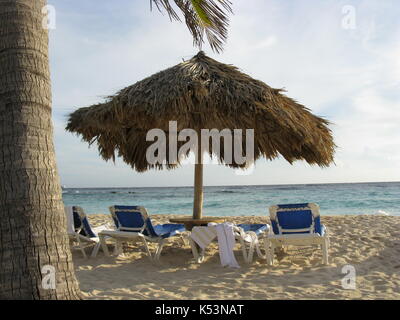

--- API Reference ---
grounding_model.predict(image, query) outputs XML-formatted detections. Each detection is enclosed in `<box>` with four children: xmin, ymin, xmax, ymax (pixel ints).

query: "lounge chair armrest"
<box><xmin>93</xmin><ymin>223</ymin><xmax>115</xmax><ymax>234</ymax></box>
<box><xmin>321</xmin><ymin>224</ymin><xmax>328</xmax><ymax>236</ymax></box>
<box><xmin>263</xmin><ymin>224</ymin><xmax>273</xmax><ymax>237</ymax></box>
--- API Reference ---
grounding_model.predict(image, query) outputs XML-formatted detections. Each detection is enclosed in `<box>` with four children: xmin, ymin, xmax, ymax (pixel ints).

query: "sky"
<box><xmin>47</xmin><ymin>0</ymin><xmax>400</xmax><ymax>188</ymax></box>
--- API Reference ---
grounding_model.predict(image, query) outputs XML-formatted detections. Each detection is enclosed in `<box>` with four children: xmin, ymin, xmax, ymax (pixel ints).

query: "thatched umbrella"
<box><xmin>67</xmin><ymin>51</ymin><xmax>335</xmax><ymax>221</ymax></box>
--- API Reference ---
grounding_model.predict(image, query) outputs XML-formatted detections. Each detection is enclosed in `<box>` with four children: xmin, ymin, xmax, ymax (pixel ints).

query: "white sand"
<box><xmin>73</xmin><ymin>214</ymin><xmax>400</xmax><ymax>300</ymax></box>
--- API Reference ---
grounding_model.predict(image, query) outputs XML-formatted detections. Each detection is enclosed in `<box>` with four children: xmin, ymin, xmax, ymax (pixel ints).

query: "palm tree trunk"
<box><xmin>0</xmin><ymin>0</ymin><xmax>81</xmax><ymax>299</ymax></box>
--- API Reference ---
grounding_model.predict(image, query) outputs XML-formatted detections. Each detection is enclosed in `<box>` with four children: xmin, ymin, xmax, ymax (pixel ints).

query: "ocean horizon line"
<box><xmin>62</xmin><ymin>180</ymin><xmax>400</xmax><ymax>189</ymax></box>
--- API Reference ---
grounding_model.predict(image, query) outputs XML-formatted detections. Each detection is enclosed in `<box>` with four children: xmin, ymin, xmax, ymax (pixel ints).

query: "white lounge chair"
<box><xmin>189</xmin><ymin>223</ymin><xmax>269</xmax><ymax>264</ymax></box>
<box><xmin>64</xmin><ymin>206</ymin><xmax>110</xmax><ymax>258</ymax></box>
<box><xmin>98</xmin><ymin>205</ymin><xmax>186</xmax><ymax>262</ymax></box>
<box><xmin>265</xmin><ymin>203</ymin><xmax>330</xmax><ymax>265</ymax></box>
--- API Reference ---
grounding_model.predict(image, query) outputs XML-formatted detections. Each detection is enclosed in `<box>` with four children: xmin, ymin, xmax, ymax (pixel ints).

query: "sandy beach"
<box><xmin>74</xmin><ymin>214</ymin><xmax>400</xmax><ymax>300</ymax></box>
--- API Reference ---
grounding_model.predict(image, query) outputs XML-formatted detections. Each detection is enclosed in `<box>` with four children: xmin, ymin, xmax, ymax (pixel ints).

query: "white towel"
<box><xmin>191</xmin><ymin>223</ymin><xmax>255</xmax><ymax>268</ymax></box>
<box><xmin>212</xmin><ymin>222</ymin><xmax>240</xmax><ymax>268</ymax></box>
<box><xmin>64</xmin><ymin>206</ymin><xmax>75</xmax><ymax>234</ymax></box>
<box><xmin>191</xmin><ymin>226</ymin><xmax>217</xmax><ymax>250</ymax></box>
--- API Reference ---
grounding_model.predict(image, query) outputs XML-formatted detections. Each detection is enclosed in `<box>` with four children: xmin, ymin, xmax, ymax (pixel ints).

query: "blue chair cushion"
<box><xmin>113</xmin><ymin>205</ymin><xmax>143</xmax><ymax>229</ymax></box>
<box><xmin>72</xmin><ymin>210</ymin><xmax>82</xmax><ymax>231</ymax></box>
<box><xmin>73</xmin><ymin>207</ymin><xmax>96</xmax><ymax>238</ymax></box>
<box><xmin>237</xmin><ymin>224</ymin><xmax>268</xmax><ymax>236</ymax></box>
<box><xmin>272</xmin><ymin>205</ymin><xmax>323</xmax><ymax>236</ymax></box>
<box><xmin>277</xmin><ymin>203</ymin><xmax>309</xmax><ymax>209</ymax></box>
<box><xmin>114</xmin><ymin>205</ymin><xmax>142</xmax><ymax>211</ymax></box>
<box><xmin>115</xmin><ymin>210</ymin><xmax>145</xmax><ymax>230</ymax></box>
<box><xmin>81</xmin><ymin>217</ymin><xmax>97</xmax><ymax>238</ymax></box>
<box><xmin>112</xmin><ymin>206</ymin><xmax>185</xmax><ymax>239</ymax></box>
<box><xmin>143</xmin><ymin>223</ymin><xmax>185</xmax><ymax>239</ymax></box>
<box><xmin>314</xmin><ymin>216</ymin><xmax>322</xmax><ymax>235</ymax></box>
<box><xmin>277</xmin><ymin>210</ymin><xmax>313</xmax><ymax>232</ymax></box>
<box><xmin>271</xmin><ymin>220</ymin><xmax>280</xmax><ymax>235</ymax></box>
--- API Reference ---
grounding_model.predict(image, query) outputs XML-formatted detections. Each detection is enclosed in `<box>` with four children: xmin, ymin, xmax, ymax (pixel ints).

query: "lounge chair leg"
<box><xmin>180</xmin><ymin>235</ymin><xmax>188</xmax><ymax>246</ymax></box>
<box><xmin>198</xmin><ymin>249</ymin><xmax>205</xmax><ymax>263</ymax></box>
<box><xmin>255</xmin><ymin>240</ymin><xmax>266</xmax><ymax>260</ymax></box>
<box><xmin>113</xmin><ymin>240</ymin><xmax>123</xmax><ymax>256</ymax></box>
<box><xmin>99</xmin><ymin>234</ymin><xmax>110</xmax><ymax>257</ymax></box>
<box><xmin>154</xmin><ymin>240</ymin><xmax>165</xmax><ymax>262</ymax></box>
<box><xmin>91</xmin><ymin>242</ymin><xmax>101</xmax><ymax>258</ymax></box>
<box><xmin>237</xmin><ymin>238</ymin><xmax>249</xmax><ymax>263</ymax></box>
<box><xmin>189</xmin><ymin>238</ymin><xmax>199</xmax><ymax>262</ymax></box>
<box><xmin>264</xmin><ymin>238</ymin><xmax>273</xmax><ymax>266</ymax></box>
<box><xmin>267</xmin><ymin>242</ymin><xmax>275</xmax><ymax>266</ymax></box>
<box><xmin>81</xmin><ymin>248</ymin><xmax>87</xmax><ymax>259</ymax></box>
<box><xmin>189</xmin><ymin>238</ymin><xmax>204</xmax><ymax>263</ymax></box>
<box><xmin>75</xmin><ymin>235</ymin><xmax>88</xmax><ymax>259</ymax></box>
<box><xmin>271</xmin><ymin>244</ymin><xmax>276</xmax><ymax>265</ymax></box>
<box><xmin>141</xmin><ymin>237</ymin><xmax>154</xmax><ymax>261</ymax></box>
<box><xmin>265</xmin><ymin>250</ymin><xmax>272</xmax><ymax>265</ymax></box>
<box><xmin>246</xmin><ymin>240</ymin><xmax>255</xmax><ymax>264</ymax></box>
<box><xmin>322</xmin><ymin>239</ymin><xmax>329</xmax><ymax>265</ymax></box>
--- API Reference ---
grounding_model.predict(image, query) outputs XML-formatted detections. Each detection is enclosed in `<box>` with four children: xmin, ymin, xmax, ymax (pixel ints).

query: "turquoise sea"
<box><xmin>62</xmin><ymin>182</ymin><xmax>400</xmax><ymax>216</ymax></box>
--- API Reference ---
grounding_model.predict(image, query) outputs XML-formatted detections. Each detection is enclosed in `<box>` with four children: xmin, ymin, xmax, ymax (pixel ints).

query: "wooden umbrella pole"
<box><xmin>193</xmin><ymin>144</ymin><xmax>204</xmax><ymax>220</ymax></box>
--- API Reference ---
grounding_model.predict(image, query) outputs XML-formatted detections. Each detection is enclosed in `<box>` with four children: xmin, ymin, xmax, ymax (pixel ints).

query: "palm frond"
<box><xmin>151</xmin><ymin>0</ymin><xmax>233</xmax><ymax>53</ymax></box>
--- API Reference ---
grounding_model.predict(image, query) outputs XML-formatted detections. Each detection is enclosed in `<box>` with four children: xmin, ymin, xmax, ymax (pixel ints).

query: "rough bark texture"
<box><xmin>0</xmin><ymin>0</ymin><xmax>81</xmax><ymax>299</ymax></box>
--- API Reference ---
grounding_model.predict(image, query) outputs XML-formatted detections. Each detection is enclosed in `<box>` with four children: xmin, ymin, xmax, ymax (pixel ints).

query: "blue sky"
<box><xmin>48</xmin><ymin>0</ymin><xmax>400</xmax><ymax>187</ymax></box>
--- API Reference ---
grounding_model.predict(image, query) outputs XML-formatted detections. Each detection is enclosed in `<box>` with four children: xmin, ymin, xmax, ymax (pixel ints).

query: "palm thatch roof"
<box><xmin>66</xmin><ymin>51</ymin><xmax>335</xmax><ymax>172</ymax></box>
